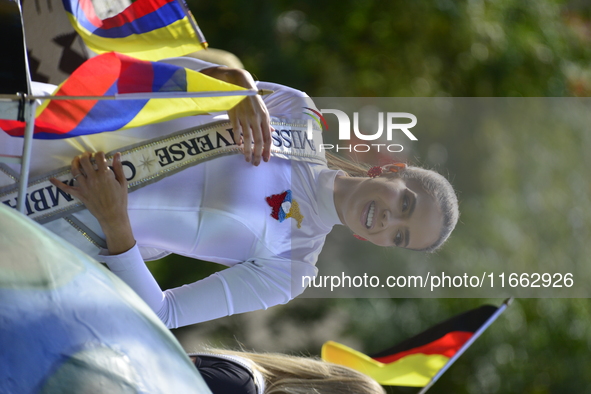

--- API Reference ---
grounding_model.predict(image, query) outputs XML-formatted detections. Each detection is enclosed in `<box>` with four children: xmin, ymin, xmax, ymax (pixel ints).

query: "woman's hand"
<box><xmin>50</xmin><ymin>151</ymin><xmax>135</xmax><ymax>255</ymax></box>
<box><xmin>228</xmin><ymin>92</ymin><xmax>273</xmax><ymax>166</ymax></box>
<box><xmin>200</xmin><ymin>66</ymin><xmax>273</xmax><ymax>166</ymax></box>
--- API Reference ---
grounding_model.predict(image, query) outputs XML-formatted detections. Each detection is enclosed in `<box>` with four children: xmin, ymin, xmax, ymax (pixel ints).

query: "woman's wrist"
<box><xmin>201</xmin><ymin>66</ymin><xmax>256</xmax><ymax>90</ymax></box>
<box><xmin>101</xmin><ymin>217</ymin><xmax>136</xmax><ymax>255</ymax></box>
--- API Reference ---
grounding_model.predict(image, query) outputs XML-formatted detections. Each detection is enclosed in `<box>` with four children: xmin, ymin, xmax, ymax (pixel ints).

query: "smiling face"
<box><xmin>336</xmin><ymin>175</ymin><xmax>444</xmax><ymax>249</ymax></box>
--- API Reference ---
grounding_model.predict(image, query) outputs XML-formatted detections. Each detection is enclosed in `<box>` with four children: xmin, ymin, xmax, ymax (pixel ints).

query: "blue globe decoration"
<box><xmin>0</xmin><ymin>204</ymin><xmax>212</xmax><ymax>394</ymax></box>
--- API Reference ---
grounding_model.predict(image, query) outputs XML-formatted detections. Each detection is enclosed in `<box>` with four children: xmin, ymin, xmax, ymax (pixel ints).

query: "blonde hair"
<box><xmin>206</xmin><ymin>348</ymin><xmax>385</xmax><ymax>394</ymax></box>
<box><xmin>325</xmin><ymin>152</ymin><xmax>459</xmax><ymax>252</ymax></box>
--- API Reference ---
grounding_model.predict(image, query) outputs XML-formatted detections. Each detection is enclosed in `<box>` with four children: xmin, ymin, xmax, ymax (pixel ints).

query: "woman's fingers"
<box><xmin>262</xmin><ymin>122</ymin><xmax>274</xmax><ymax>164</ymax></box>
<box><xmin>49</xmin><ymin>177</ymin><xmax>80</xmax><ymax>200</ymax></box>
<box><xmin>50</xmin><ymin>151</ymin><xmax>131</xmax><ymax>232</ymax></box>
<box><xmin>70</xmin><ymin>155</ymin><xmax>86</xmax><ymax>181</ymax></box>
<box><xmin>228</xmin><ymin>94</ymin><xmax>272</xmax><ymax>166</ymax></box>
<box><xmin>76</xmin><ymin>151</ymin><xmax>117</xmax><ymax>181</ymax></box>
<box><xmin>111</xmin><ymin>152</ymin><xmax>127</xmax><ymax>187</ymax></box>
<box><xmin>49</xmin><ymin>155</ymin><xmax>87</xmax><ymax>201</ymax></box>
<box><xmin>241</xmin><ymin>119</ymin><xmax>253</xmax><ymax>164</ymax></box>
<box><xmin>65</xmin><ymin>151</ymin><xmax>129</xmax><ymax>225</ymax></box>
<box><xmin>94</xmin><ymin>151</ymin><xmax>110</xmax><ymax>173</ymax></box>
<box><xmin>251</xmin><ymin>121</ymin><xmax>264</xmax><ymax>166</ymax></box>
<box><xmin>230</xmin><ymin>116</ymin><xmax>243</xmax><ymax>147</ymax></box>
<box><xmin>55</xmin><ymin>151</ymin><xmax>124</xmax><ymax>205</ymax></box>
<box><xmin>230</xmin><ymin>115</ymin><xmax>251</xmax><ymax>163</ymax></box>
<box><xmin>251</xmin><ymin>97</ymin><xmax>272</xmax><ymax>165</ymax></box>
<box><xmin>78</xmin><ymin>152</ymin><xmax>95</xmax><ymax>177</ymax></box>
<box><xmin>246</xmin><ymin>119</ymin><xmax>270</xmax><ymax>166</ymax></box>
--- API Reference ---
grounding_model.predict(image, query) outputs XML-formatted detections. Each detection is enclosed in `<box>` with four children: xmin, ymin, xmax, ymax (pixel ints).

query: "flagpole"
<box><xmin>0</xmin><ymin>90</ymin><xmax>260</xmax><ymax>102</ymax></box>
<box><xmin>15</xmin><ymin>97</ymin><xmax>36</xmax><ymax>214</ymax></box>
<box><xmin>174</xmin><ymin>0</ymin><xmax>208</xmax><ymax>48</ymax></box>
<box><xmin>417</xmin><ymin>298</ymin><xmax>514</xmax><ymax>394</ymax></box>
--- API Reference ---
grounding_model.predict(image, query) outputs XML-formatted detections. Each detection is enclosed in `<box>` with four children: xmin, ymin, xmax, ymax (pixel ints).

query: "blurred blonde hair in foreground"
<box><xmin>205</xmin><ymin>349</ymin><xmax>386</xmax><ymax>394</ymax></box>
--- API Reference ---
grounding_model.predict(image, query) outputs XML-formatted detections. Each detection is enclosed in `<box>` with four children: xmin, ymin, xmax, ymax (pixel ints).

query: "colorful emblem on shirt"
<box><xmin>265</xmin><ymin>190</ymin><xmax>304</xmax><ymax>229</ymax></box>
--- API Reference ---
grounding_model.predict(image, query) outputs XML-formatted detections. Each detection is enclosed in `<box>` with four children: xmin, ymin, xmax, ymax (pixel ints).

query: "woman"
<box><xmin>1</xmin><ymin>57</ymin><xmax>458</xmax><ymax>328</ymax></box>
<box><xmin>189</xmin><ymin>349</ymin><xmax>385</xmax><ymax>394</ymax></box>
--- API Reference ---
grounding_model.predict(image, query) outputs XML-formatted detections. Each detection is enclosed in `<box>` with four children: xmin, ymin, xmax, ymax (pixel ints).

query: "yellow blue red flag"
<box><xmin>0</xmin><ymin>52</ymin><xmax>247</xmax><ymax>139</ymax></box>
<box><xmin>62</xmin><ymin>0</ymin><xmax>207</xmax><ymax>60</ymax></box>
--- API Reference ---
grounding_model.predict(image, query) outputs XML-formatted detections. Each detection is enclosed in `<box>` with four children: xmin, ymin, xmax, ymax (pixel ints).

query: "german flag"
<box><xmin>322</xmin><ymin>305</ymin><xmax>499</xmax><ymax>387</ymax></box>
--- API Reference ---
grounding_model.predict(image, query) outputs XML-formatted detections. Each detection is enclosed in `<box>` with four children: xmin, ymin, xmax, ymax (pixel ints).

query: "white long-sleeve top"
<box><xmin>98</xmin><ymin>155</ymin><xmax>342</xmax><ymax>328</ymax></box>
<box><xmin>0</xmin><ymin>58</ymin><xmax>343</xmax><ymax>328</ymax></box>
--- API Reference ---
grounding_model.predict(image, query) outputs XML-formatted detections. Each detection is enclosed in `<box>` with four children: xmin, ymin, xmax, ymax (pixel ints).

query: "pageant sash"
<box><xmin>1</xmin><ymin>119</ymin><xmax>324</xmax><ymax>224</ymax></box>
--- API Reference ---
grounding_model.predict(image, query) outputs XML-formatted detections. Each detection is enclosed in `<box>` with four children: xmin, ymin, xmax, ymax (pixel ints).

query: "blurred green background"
<box><xmin>149</xmin><ymin>1</ymin><xmax>591</xmax><ymax>393</ymax></box>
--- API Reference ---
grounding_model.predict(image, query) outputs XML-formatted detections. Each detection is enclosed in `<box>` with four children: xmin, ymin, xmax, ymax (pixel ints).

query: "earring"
<box><xmin>367</xmin><ymin>163</ymin><xmax>407</xmax><ymax>178</ymax></box>
<box><xmin>353</xmin><ymin>234</ymin><xmax>367</xmax><ymax>241</ymax></box>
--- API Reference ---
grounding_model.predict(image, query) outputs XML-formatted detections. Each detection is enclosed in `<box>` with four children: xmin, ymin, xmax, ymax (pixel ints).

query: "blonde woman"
<box><xmin>188</xmin><ymin>349</ymin><xmax>385</xmax><ymax>394</ymax></box>
<box><xmin>2</xmin><ymin>58</ymin><xmax>458</xmax><ymax>328</ymax></box>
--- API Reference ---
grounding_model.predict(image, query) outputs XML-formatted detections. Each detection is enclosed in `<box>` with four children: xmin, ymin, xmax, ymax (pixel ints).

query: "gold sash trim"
<box><xmin>1</xmin><ymin>119</ymin><xmax>324</xmax><ymax>224</ymax></box>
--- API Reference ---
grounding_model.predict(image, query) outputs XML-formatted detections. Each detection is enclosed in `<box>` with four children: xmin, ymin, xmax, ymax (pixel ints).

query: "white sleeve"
<box><xmin>168</xmin><ymin>258</ymin><xmax>318</xmax><ymax>328</ymax></box>
<box><xmin>100</xmin><ymin>245</ymin><xmax>166</xmax><ymax>315</ymax></box>
<box><xmin>158</xmin><ymin>57</ymin><xmax>221</xmax><ymax>72</ymax></box>
<box><xmin>101</xmin><ymin>246</ymin><xmax>318</xmax><ymax>328</ymax></box>
<box><xmin>31</xmin><ymin>81</ymin><xmax>58</xmax><ymax>96</ymax></box>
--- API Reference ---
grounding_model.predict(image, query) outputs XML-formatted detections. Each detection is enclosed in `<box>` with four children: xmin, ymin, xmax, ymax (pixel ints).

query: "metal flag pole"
<box><xmin>15</xmin><ymin>96</ymin><xmax>36</xmax><ymax>213</ymax></box>
<box><xmin>174</xmin><ymin>0</ymin><xmax>208</xmax><ymax>48</ymax></box>
<box><xmin>2</xmin><ymin>88</ymin><xmax>272</xmax><ymax>214</ymax></box>
<box><xmin>417</xmin><ymin>298</ymin><xmax>514</xmax><ymax>394</ymax></box>
<box><xmin>0</xmin><ymin>89</ymin><xmax>261</xmax><ymax>102</ymax></box>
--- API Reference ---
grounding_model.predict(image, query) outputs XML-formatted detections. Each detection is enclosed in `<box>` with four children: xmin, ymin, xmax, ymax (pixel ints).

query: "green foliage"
<box><xmin>147</xmin><ymin>1</ymin><xmax>591</xmax><ymax>392</ymax></box>
<box><xmin>188</xmin><ymin>0</ymin><xmax>591</xmax><ymax>97</ymax></box>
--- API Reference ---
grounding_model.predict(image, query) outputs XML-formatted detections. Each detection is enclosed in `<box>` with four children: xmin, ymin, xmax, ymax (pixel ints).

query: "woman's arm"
<box><xmin>50</xmin><ymin>151</ymin><xmax>135</xmax><ymax>255</ymax></box>
<box><xmin>50</xmin><ymin>151</ymin><xmax>168</xmax><ymax>315</ymax></box>
<box><xmin>199</xmin><ymin>66</ymin><xmax>273</xmax><ymax>166</ymax></box>
<box><xmin>49</xmin><ymin>150</ymin><xmax>310</xmax><ymax>328</ymax></box>
<box><xmin>158</xmin><ymin>57</ymin><xmax>273</xmax><ymax>166</ymax></box>
<box><xmin>100</xmin><ymin>253</ymin><xmax>314</xmax><ymax>328</ymax></box>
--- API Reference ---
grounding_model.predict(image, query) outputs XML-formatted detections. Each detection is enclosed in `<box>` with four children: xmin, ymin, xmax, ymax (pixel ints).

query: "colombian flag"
<box><xmin>0</xmin><ymin>52</ymin><xmax>247</xmax><ymax>139</ymax></box>
<box><xmin>322</xmin><ymin>305</ymin><xmax>498</xmax><ymax>387</ymax></box>
<box><xmin>63</xmin><ymin>0</ymin><xmax>207</xmax><ymax>61</ymax></box>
